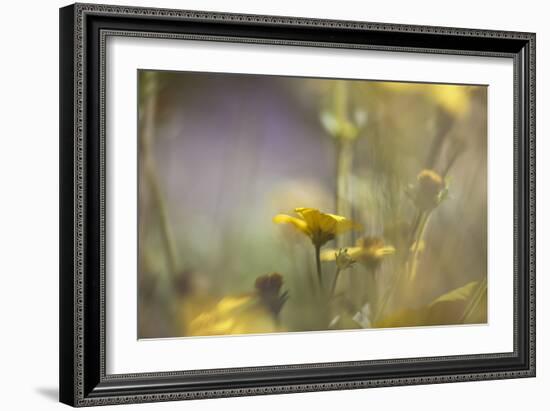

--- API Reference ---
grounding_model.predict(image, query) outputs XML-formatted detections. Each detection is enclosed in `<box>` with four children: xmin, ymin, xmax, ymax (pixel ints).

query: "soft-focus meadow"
<box><xmin>137</xmin><ymin>70</ymin><xmax>488</xmax><ymax>338</ymax></box>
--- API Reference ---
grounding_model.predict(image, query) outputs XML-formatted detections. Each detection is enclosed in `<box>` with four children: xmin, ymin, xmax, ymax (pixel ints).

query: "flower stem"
<box><xmin>315</xmin><ymin>244</ymin><xmax>323</xmax><ymax>289</ymax></box>
<box><xmin>141</xmin><ymin>73</ymin><xmax>178</xmax><ymax>279</ymax></box>
<box><xmin>460</xmin><ymin>277</ymin><xmax>488</xmax><ymax>323</ymax></box>
<box><xmin>408</xmin><ymin>211</ymin><xmax>431</xmax><ymax>282</ymax></box>
<box><xmin>408</xmin><ymin>210</ymin><xmax>422</xmax><ymax>248</ymax></box>
<box><xmin>333</xmin><ymin>81</ymin><xmax>353</xmax><ymax>246</ymax></box>
<box><xmin>363</xmin><ymin>267</ymin><xmax>376</xmax><ymax>311</ymax></box>
<box><xmin>332</xmin><ymin>82</ymin><xmax>358</xmax><ymax>301</ymax></box>
<box><xmin>373</xmin><ymin>275</ymin><xmax>393</xmax><ymax>324</ymax></box>
<box><xmin>375</xmin><ymin>211</ymin><xmax>431</xmax><ymax>323</ymax></box>
<box><xmin>139</xmin><ymin>72</ymin><xmax>182</xmax><ymax>332</ymax></box>
<box><xmin>330</xmin><ymin>266</ymin><xmax>341</xmax><ymax>298</ymax></box>
<box><xmin>336</xmin><ymin>140</ymin><xmax>354</xmax><ymax>244</ymax></box>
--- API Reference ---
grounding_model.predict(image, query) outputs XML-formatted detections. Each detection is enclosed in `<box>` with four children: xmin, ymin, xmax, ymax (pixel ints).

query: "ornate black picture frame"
<box><xmin>59</xmin><ymin>3</ymin><xmax>535</xmax><ymax>407</ymax></box>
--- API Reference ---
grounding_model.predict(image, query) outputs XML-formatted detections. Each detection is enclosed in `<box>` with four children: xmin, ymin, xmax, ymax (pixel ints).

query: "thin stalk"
<box><xmin>374</xmin><ymin>263</ymin><xmax>402</xmax><ymax>324</ymax></box>
<box><xmin>408</xmin><ymin>211</ymin><xmax>432</xmax><ymax>283</ymax></box>
<box><xmin>305</xmin><ymin>247</ymin><xmax>318</xmax><ymax>295</ymax></box>
<box><xmin>330</xmin><ymin>266</ymin><xmax>342</xmax><ymax>298</ymax></box>
<box><xmin>460</xmin><ymin>277</ymin><xmax>488</xmax><ymax>323</ymax></box>
<box><xmin>314</xmin><ymin>244</ymin><xmax>323</xmax><ymax>289</ymax></box>
<box><xmin>375</xmin><ymin>210</ymin><xmax>431</xmax><ymax>322</ymax></box>
<box><xmin>363</xmin><ymin>267</ymin><xmax>376</xmax><ymax>313</ymax></box>
<box><xmin>332</xmin><ymin>82</ymin><xmax>357</xmax><ymax>300</ymax></box>
<box><xmin>334</xmin><ymin>80</ymin><xmax>354</xmax><ymax>249</ymax></box>
<box><xmin>144</xmin><ymin>163</ymin><xmax>178</xmax><ymax>276</ymax></box>
<box><xmin>140</xmin><ymin>72</ymin><xmax>182</xmax><ymax>332</ymax></box>
<box><xmin>334</xmin><ymin>80</ymin><xmax>349</xmax><ymax>121</ymax></box>
<box><xmin>141</xmin><ymin>73</ymin><xmax>178</xmax><ymax>279</ymax></box>
<box><xmin>336</xmin><ymin>141</ymin><xmax>355</xmax><ymax>301</ymax></box>
<box><xmin>336</xmin><ymin>141</ymin><xmax>354</xmax><ymax>245</ymax></box>
<box><xmin>408</xmin><ymin>210</ymin><xmax>422</xmax><ymax>248</ymax></box>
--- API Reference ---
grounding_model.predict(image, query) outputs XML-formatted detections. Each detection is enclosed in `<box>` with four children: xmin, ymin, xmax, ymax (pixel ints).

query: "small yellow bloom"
<box><xmin>273</xmin><ymin>207</ymin><xmax>362</xmax><ymax>248</ymax></box>
<box><xmin>184</xmin><ymin>294</ymin><xmax>285</xmax><ymax>337</ymax></box>
<box><xmin>322</xmin><ymin>237</ymin><xmax>395</xmax><ymax>270</ymax></box>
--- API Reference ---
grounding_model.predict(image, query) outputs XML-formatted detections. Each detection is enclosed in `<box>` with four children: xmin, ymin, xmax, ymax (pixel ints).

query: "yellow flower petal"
<box><xmin>186</xmin><ymin>294</ymin><xmax>285</xmax><ymax>337</ymax></box>
<box><xmin>275</xmin><ymin>208</ymin><xmax>360</xmax><ymax>248</ymax></box>
<box><xmin>326</xmin><ymin>213</ymin><xmax>362</xmax><ymax>234</ymax></box>
<box><xmin>374</xmin><ymin>245</ymin><xmax>396</xmax><ymax>257</ymax></box>
<box><xmin>217</xmin><ymin>295</ymin><xmax>253</xmax><ymax>312</ymax></box>
<box><xmin>320</xmin><ymin>248</ymin><xmax>338</xmax><ymax>261</ymax></box>
<box><xmin>321</xmin><ymin>246</ymin><xmax>363</xmax><ymax>261</ymax></box>
<box><xmin>345</xmin><ymin>246</ymin><xmax>364</xmax><ymax>260</ymax></box>
<box><xmin>317</xmin><ymin>213</ymin><xmax>340</xmax><ymax>234</ymax></box>
<box><xmin>273</xmin><ymin>214</ymin><xmax>310</xmax><ymax>236</ymax></box>
<box><xmin>189</xmin><ymin>314</ymin><xmax>236</xmax><ymax>336</ymax></box>
<box><xmin>294</xmin><ymin>207</ymin><xmax>322</xmax><ymax>231</ymax></box>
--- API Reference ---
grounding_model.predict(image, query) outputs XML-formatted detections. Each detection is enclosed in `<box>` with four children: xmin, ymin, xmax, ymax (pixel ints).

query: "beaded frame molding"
<box><xmin>59</xmin><ymin>3</ymin><xmax>536</xmax><ymax>407</ymax></box>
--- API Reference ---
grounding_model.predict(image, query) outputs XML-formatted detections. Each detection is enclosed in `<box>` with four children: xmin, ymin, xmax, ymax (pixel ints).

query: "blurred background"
<box><xmin>138</xmin><ymin>70</ymin><xmax>487</xmax><ymax>338</ymax></box>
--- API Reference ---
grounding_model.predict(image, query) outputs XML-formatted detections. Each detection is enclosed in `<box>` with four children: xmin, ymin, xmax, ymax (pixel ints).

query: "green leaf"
<box><xmin>429</xmin><ymin>281</ymin><xmax>478</xmax><ymax>306</ymax></box>
<box><xmin>374</xmin><ymin>279</ymin><xmax>487</xmax><ymax>328</ymax></box>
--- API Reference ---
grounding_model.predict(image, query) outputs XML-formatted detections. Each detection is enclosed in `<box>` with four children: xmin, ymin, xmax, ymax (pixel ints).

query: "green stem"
<box><xmin>141</xmin><ymin>73</ymin><xmax>178</xmax><ymax>279</ymax></box>
<box><xmin>363</xmin><ymin>267</ymin><xmax>376</xmax><ymax>311</ymax></box>
<box><xmin>408</xmin><ymin>211</ymin><xmax>431</xmax><ymax>283</ymax></box>
<box><xmin>374</xmin><ymin>267</ymin><xmax>397</xmax><ymax>324</ymax></box>
<box><xmin>315</xmin><ymin>244</ymin><xmax>323</xmax><ymax>289</ymax></box>
<box><xmin>408</xmin><ymin>210</ymin><xmax>422</xmax><ymax>248</ymax></box>
<box><xmin>330</xmin><ymin>266</ymin><xmax>341</xmax><ymax>298</ymax></box>
<box><xmin>305</xmin><ymin>249</ymin><xmax>318</xmax><ymax>295</ymax></box>
<box><xmin>460</xmin><ymin>278</ymin><xmax>488</xmax><ymax>323</ymax></box>
<box><xmin>334</xmin><ymin>81</ymin><xmax>349</xmax><ymax>120</ymax></box>
<box><xmin>140</xmin><ymin>72</ymin><xmax>182</xmax><ymax>332</ymax></box>
<box><xmin>145</xmin><ymin>164</ymin><xmax>178</xmax><ymax>276</ymax></box>
<box><xmin>333</xmin><ymin>81</ymin><xmax>353</xmax><ymax>246</ymax></box>
<box><xmin>331</xmin><ymin>81</ymin><xmax>357</xmax><ymax>300</ymax></box>
<box><xmin>375</xmin><ymin>210</ymin><xmax>431</xmax><ymax>323</ymax></box>
<box><xmin>336</xmin><ymin>141</ymin><xmax>354</xmax><ymax>245</ymax></box>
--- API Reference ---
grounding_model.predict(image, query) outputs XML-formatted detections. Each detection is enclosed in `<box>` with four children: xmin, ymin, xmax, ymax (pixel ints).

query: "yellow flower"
<box><xmin>322</xmin><ymin>236</ymin><xmax>395</xmax><ymax>270</ymax></box>
<box><xmin>185</xmin><ymin>294</ymin><xmax>284</xmax><ymax>336</ymax></box>
<box><xmin>273</xmin><ymin>207</ymin><xmax>362</xmax><ymax>248</ymax></box>
<box><xmin>180</xmin><ymin>273</ymin><xmax>289</xmax><ymax>337</ymax></box>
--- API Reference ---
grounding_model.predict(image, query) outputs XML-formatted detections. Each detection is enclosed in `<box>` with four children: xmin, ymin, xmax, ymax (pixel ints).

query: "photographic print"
<box><xmin>60</xmin><ymin>6</ymin><xmax>535</xmax><ymax>404</ymax></box>
<box><xmin>137</xmin><ymin>70</ymin><xmax>488</xmax><ymax>339</ymax></box>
